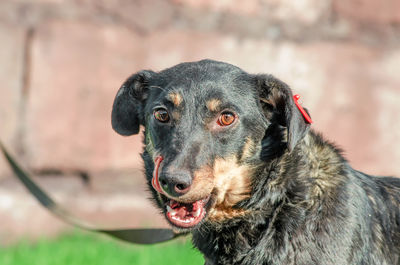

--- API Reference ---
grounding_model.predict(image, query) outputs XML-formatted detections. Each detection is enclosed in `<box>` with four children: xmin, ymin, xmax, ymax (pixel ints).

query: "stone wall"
<box><xmin>0</xmin><ymin>0</ymin><xmax>399</xmax><ymax>243</ymax></box>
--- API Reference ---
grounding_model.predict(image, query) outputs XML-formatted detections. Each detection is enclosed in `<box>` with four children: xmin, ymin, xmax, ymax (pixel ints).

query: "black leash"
<box><xmin>0</xmin><ymin>140</ymin><xmax>180</xmax><ymax>244</ymax></box>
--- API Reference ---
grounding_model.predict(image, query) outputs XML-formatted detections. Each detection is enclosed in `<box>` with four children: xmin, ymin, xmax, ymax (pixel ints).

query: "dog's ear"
<box><xmin>256</xmin><ymin>74</ymin><xmax>311</xmax><ymax>151</ymax></box>
<box><xmin>112</xmin><ymin>70</ymin><xmax>155</xmax><ymax>136</ymax></box>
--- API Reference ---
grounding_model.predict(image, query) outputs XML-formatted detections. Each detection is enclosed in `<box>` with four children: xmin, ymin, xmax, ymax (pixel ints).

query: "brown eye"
<box><xmin>154</xmin><ymin>108</ymin><xmax>170</xmax><ymax>123</ymax></box>
<box><xmin>217</xmin><ymin>112</ymin><xmax>236</xmax><ymax>126</ymax></box>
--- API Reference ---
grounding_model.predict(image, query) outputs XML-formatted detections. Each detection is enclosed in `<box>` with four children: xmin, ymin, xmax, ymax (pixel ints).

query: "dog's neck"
<box><xmin>192</xmin><ymin>130</ymin><xmax>348</xmax><ymax>264</ymax></box>
<box><xmin>260</xmin><ymin>130</ymin><xmax>346</xmax><ymax>207</ymax></box>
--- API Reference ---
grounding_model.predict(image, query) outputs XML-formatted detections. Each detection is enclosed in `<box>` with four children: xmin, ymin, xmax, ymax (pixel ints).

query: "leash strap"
<box><xmin>0</xmin><ymin>140</ymin><xmax>179</xmax><ymax>244</ymax></box>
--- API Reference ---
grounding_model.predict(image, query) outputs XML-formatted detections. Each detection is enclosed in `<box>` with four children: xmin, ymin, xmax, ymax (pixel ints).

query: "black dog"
<box><xmin>111</xmin><ymin>60</ymin><xmax>400</xmax><ymax>265</ymax></box>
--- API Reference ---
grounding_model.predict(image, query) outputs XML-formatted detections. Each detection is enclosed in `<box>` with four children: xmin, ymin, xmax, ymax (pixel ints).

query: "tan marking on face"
<box><xmin>206</xmin><ymin>98</ymin><xmax>221</xmax><ymax>112</ymax></box>
<box><xmin>207</xmin><ymin>156</ymin><xmax>253</xmax><ymax>222</ymax></box>
<box><xmin>172</xmin><ymin>110</ymin><xmax>181</xmax><ymax>120</ymax></box>
<box><xmin>241</xmin><ymin>137</ymin><xmax>255</xmax><ymax>160</ymax></box>
<box><xmin>159</xmin><ymin>156</ymin><xmax>254</xmax><ymax>222</ymax></box>
<box><xmin>169</xmin><ymin>166</ymin><xmax>214</xmax><ymax>204</ymax></box>
<box><xmin>167</xmin><ymin>92</ymin><xmax>183</xmax><ymax>107</ymax></box>
<box><xmin>212</xmin><ymin>156</ymin><xmax>253</xmax><ymax>205</ymax></box>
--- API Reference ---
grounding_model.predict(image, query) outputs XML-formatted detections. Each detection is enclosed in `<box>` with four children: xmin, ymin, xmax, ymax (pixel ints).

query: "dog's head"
<box><xmin>112</xmin><ymin>60</ymin><xmax>310</xmax><ymax>230</ymax></box>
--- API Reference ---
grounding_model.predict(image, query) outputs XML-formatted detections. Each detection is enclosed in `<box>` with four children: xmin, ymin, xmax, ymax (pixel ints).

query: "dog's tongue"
<box><xmin>175</xmin><ymin>206</ymin><xmax>189</xmax><ymax>219</ymax></box>
<box><xmin>166</xmin><ymin>198</ymin><xmax>208</xmax><ymax>228</ymax></box>
<box><xmin>170</xmin><ymin>200</ymin><xmax>199</xmax><ymax>218</ymax></box>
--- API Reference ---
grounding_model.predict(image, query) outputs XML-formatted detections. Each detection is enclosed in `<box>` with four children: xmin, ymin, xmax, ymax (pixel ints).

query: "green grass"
<box><xmin>0</xmin><ymin>232</ymin><xmax>204</xmax><ymax>265</ymax></box>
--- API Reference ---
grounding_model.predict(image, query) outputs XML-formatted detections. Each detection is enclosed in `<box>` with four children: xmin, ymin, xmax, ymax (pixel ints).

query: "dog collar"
<box><xmin>293</xmin><ymin>94</ymin><xmax>313</xmax><ymax>124</ymax></box>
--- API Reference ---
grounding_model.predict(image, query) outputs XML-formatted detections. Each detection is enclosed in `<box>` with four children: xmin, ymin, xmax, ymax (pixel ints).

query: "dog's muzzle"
<box><xmin>152</xmin><ymin>155</ymin><xmax>192</xmax><ymax>197</ymax></box>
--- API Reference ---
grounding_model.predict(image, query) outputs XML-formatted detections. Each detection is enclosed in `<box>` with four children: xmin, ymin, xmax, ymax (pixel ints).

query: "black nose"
<box><xmin>158</xmin><ymin>171</ymin><xmax>192</xmax><ymax>197</ymax></box>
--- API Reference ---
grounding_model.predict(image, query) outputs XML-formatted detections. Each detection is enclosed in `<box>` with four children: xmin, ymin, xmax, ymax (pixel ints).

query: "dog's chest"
<box><xmin>192</xmin><ymin>221</ymin><xmax>267</xmax><ymax>265</ymax></box>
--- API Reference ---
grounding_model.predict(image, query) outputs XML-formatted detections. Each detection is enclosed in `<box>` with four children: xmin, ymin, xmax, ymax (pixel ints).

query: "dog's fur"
<box><xmin>112</xmin><ymin>60</ymin><xmax>400</xmax><ymax>265</ymax></box>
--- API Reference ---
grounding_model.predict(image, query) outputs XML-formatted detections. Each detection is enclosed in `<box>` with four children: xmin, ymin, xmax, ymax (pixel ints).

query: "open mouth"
<box><xmin>152</xmin><ymin>155</ymin><xmax>211</xmax><ymax>228</ymax></box>
<box><xmin>164</xmin><ymin>196</ymin><xmax>210</xmax><ymax>228</ymax></box>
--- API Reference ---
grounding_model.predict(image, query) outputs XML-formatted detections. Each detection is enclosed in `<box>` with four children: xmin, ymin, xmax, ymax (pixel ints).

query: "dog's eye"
<box><xmin>217</xmin><ymin>112</ymin><xmax>236</xmax><ymax>126</ymax></box>
<box><xmin>154</xmin><ymin>108</ymin><xmax>170</xmax><ymax>123</ymax></box>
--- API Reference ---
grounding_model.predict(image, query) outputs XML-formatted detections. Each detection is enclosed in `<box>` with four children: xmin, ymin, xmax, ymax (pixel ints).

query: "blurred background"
<box><xmin>0</xmin><ymin>0</ymin><xmax>399</xmax><ymax>260</ymax></box>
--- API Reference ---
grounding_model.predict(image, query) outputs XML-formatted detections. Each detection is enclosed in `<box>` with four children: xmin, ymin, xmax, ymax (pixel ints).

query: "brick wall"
<box><xmin>0</xmin><ymin>0</ymin><xmax>399</xmax><ymax>242</ymax></box>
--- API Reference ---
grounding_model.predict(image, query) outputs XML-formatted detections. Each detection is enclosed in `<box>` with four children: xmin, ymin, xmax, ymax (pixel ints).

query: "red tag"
<box><xmin>293</xmin><ymin>94</ymin><xmax>313</xmax><ymax>124</ymax></box>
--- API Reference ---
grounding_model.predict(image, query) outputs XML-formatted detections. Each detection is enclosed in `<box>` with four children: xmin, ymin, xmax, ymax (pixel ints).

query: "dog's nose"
<box><xmin>158</xmin><ymin>171</ymin><xmax>192</xmax><ymax>197</ymax></box>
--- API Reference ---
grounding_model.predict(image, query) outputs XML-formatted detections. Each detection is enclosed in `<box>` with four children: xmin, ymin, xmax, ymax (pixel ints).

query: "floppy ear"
<box><xmin>111</xmin><ymin>70</ymin><xmax>155</xmax><ymax>136</ymax></box>
<box><xmin>256</xmin><ymin>74</ymin><xmax>311</xmax><ymax>152</ymax></box>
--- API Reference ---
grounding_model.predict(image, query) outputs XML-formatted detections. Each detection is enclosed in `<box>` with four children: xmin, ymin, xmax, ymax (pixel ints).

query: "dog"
<box><xmin>111</xmin><ymin>59</ymin><xmax>400</xmax><ymax>265</ymax></box>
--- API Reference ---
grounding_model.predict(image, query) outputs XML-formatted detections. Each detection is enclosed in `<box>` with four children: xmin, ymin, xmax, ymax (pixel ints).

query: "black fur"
<box><xmin>112</xmin><ymin>60</ymin><xmax>400</xmax><ymax>265</ymax></box>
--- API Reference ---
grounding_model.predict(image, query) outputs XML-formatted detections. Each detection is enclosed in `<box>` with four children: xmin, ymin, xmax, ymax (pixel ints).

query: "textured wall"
<box><xmin>0</xmin><ymin>0</ymin><xmax>399</xmax><ymax>243</ymax></box>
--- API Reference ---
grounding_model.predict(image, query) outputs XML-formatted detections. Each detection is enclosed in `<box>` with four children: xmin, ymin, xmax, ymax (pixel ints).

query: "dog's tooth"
<box><xmin>193</xmin><ymin>208</ymin><xmax>201</xmax><ymax>217</ymax></box>
<box><xmin>167</xmin><ymin>205</ymin><xmax>178</xmax><ymax>216</ymax></box>
<box><xmin>172</xmin><ymin>215</ymin><xmax>184</xmax><ymax>222</ymax></box>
